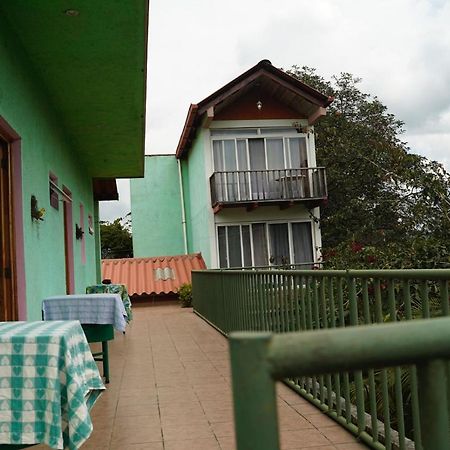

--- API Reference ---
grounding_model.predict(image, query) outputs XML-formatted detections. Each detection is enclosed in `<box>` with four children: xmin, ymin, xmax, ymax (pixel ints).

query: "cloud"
<box><xmin>101</xmin><ymin>0</ymin><xmax>450</xmax><ymax>220</ymax></box>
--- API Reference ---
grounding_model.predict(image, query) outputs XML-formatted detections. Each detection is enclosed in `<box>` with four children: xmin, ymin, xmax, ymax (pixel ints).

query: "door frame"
<box><xmin>0</xmin><ymin>115</ymin><xmax>26</xmax><ymax>319</ymax></box>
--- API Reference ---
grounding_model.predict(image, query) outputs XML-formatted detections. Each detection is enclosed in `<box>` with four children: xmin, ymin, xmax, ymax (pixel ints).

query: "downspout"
<box><xmin>177</xmin><ymin>158</ymin><xmax>188</xmax><ymax>254</ymax></box>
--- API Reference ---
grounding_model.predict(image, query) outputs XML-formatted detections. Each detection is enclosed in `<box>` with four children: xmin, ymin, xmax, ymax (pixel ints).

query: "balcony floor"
<box><xmin>37</xmin><ymin>302</ymin><xmax>368</xmax><ymax>450</ymax></box>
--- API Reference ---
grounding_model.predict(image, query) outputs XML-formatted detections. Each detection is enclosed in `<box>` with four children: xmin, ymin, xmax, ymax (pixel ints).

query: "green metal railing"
<box><xmin>229</xmin><ymin>317</ymin><xmax>450</xmax><ymax>450</ymax></box>
<box><xmin>192</xmin><ymin>269</ymin><xmax>450</xmax><ymax>449</ymax></box>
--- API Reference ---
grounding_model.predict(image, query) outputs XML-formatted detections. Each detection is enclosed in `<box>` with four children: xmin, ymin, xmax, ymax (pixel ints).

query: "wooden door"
<box><xmin>0</xmin><ymin>136</ymin><xmax>17</xmax><ymax>320</ymax></box>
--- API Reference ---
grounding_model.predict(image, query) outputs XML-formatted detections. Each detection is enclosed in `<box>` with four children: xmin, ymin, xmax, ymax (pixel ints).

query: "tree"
<box><xmin>100</xmin><ymin>214</ymin><xmax>133</xmax><ymax>259</ymax></box>
<box><xmin>287</xmin><ymin>66</ymin><xmax>450</xmax><ymax>268</ymax></box>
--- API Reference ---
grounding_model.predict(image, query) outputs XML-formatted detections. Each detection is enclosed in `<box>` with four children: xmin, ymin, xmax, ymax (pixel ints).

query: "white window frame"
<box><xmin>211</xmin><ymin>127</ymin><xmax>309</xmax><ymax>173</ymax></box>
<box><xmin>216</xmin><ymin>219</ymin><xmax>315</xmax><ymax>268</ymax></box>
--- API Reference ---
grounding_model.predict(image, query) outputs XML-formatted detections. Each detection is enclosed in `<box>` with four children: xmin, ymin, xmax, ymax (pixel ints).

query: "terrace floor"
<box><xmin>39</xmin><ymin>302</ymin><xmax>368</xmax><ymax>450</ymax></box>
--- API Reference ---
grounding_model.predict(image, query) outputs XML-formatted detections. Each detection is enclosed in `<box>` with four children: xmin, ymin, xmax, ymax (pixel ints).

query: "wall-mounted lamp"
<box><xmin>256</xmin><ymin>100</ymin><xmax>263</xmax><ymax>111</ymax></box>
<box><xmin>75</xmin><ymin>224</ymin><xmax>84</xmax><ymax>240</ymax></box>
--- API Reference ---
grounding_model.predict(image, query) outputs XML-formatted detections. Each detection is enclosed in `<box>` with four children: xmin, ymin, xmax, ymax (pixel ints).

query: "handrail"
<box><xmin>192</xmin><ymin>268</ymin><xmax>450</xmax><ymax>449</ymax></box>
<box><xmin>194</xmin><ymin>268</ymin><xmax>450</xmax><ymax>279</ymax></box>
<box><xmin>209</xmin><ymin>167</ymin><xmax>327</xmax><ymax>205</ymax></box>
<box><xmin>229</xmin><ymin>318</ymin><xmax>450</xmax><ymax>450</ymax></box>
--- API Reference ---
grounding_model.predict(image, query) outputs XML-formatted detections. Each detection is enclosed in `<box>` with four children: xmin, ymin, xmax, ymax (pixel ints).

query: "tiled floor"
<box><xmin>37</xmin><ymin>302</ymin><xmax>368</xmax><ymax>449</ymax></box>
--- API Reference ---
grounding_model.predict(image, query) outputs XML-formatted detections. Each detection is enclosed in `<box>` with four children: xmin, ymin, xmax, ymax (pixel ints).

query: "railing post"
<box><xmin>229</xmin><ymin>332</ymin><xmax>280</xmax><ymax>450</ymax></box>
<box><xmin>417</xmin><ymin>358</ymin><xmax>449</xmax><ymax>450</ymax></box>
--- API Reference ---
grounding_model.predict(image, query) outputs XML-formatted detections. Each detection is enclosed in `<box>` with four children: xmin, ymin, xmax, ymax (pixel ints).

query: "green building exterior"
<box><xmin>0</xmin><ymin>2</ymin><xmax>148</xmax><ymax>321</ymax></box>
<box><xmin>131</xmin><ymin>155</ymin><xmax>185</xmax><ymax>257</ymax></box>
<box><xmin>131</xmin><ymin>61</ymin><xmax>332</xmax><ymax>269</ymax></box>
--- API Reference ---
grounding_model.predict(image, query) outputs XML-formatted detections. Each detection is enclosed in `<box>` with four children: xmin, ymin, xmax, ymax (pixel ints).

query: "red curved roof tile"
<box><xmin>101</xmin><ymin>253</ymin><xmax>206</xmax><ymax>296</ymax></box>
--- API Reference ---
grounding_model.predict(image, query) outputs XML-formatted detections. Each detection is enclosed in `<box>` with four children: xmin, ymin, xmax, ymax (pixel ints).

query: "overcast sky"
<box><xmin>100</xmin><ymin>0</ymin><xmax>450</xmax><ymax>222</ymax></box>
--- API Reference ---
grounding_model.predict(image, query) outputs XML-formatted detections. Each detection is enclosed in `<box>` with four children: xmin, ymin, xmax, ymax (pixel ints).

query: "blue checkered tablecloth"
<box><xmin>0</xmin><ymin>320</ymin><xmax>105</xmax><ymax>449</ymax></box>
<box><xmin>42</xmin><ymin>294</ymin><xmax>127</xmax><ymax>332</ymax></box>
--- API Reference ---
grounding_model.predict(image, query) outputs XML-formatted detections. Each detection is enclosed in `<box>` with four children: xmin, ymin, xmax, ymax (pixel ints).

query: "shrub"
<box><xmin>178</xmin><ymin>283</ymin><xmax>193</xmax><ymax>308</ymax></box>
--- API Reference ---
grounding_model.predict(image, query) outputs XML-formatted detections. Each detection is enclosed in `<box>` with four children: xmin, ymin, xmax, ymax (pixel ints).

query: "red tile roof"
<box><xmin>101</xmin><ymin>253</ymin><xmax>206</xmax><ymax>296</ymax></box>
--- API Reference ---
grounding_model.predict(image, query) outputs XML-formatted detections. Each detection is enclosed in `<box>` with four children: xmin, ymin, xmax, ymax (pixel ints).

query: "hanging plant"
<box><xmin>31</xmin><ymin>195</ymin><xmax>45</xmax><ymax>221</ymax></box>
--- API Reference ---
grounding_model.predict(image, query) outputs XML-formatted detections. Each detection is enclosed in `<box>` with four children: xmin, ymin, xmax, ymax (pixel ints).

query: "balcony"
<box><xmin>210</xmin><ymin>168</ymin><xmax>327</xmax><ymax>212</ymax></box>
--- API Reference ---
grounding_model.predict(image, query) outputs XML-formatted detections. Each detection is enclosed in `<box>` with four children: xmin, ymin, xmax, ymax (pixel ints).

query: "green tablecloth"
<box><xmin>86</xmin><ymin>284</ymin><xmax>132</xmax><ymax>321</ymax></box>
<box><xmin>0</xmin><ymin>321</ymin><xmax>105</xmax><ymax>450</ymax></box>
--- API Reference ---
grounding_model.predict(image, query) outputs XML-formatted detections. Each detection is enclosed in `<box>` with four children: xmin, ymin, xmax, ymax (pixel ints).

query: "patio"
<box><xmin>39</xmin><ymin>302</ymin><xmax>367</xmax><ymax>450</ymax></box>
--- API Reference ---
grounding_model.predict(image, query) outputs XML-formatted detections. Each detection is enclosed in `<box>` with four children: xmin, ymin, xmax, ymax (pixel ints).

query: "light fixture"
<box><xmin>64</xmin><ymin>9</ymin><xmax>79</xmax><ymax>17</ymax></box>
<box><xmin>256</xmin><ymin>100</ymin><xmax>263</xmax><ymax>111</ymax></box>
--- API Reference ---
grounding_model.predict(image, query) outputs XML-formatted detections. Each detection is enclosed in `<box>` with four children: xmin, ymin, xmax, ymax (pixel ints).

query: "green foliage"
<box><xmin>287</xmin><ymin>66</ymin><xmax>450</xmax><ymax>268</ymax></box>
<box><xmin>178</xmin><ymin>283</ymin><xmax>193</xmax><ymax>308</ymax></box>
<box><xmin>100</xmin><ymin>214</ymin><xmax>133</xmax><ymax>259</ymax></box>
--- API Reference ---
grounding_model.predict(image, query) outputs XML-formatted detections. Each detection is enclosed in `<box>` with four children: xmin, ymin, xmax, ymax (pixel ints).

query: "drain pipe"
<box><xmin>177</xmin><ymin>158</ymin><xmax>188</xmax><ymax>254</ymax></box>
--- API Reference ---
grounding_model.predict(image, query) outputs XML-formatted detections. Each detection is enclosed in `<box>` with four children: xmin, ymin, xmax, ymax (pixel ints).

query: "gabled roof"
<box><xmin>176</xmin><ymin>59</ymin><xmax>333</xmax><ymax>158</ymax></box>
<box><xmin>101</xmin><ymin>253</ymin><xmax>207</xmax><ymax>296</ymax></box>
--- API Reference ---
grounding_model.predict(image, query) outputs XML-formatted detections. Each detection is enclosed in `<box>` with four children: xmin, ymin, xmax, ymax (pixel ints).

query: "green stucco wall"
<box><xmin>182</xmin><ymin>130</ymin><xmax>212</xmax><ymax>266</ymax></box>
<box><xmin>0</xmin><ymin>17</ymin><xmax>99</xmax><ymax>320</ymax></box>
<box><xmin>131</xmin><ymin>155</ymin><xmax>185</xmax><ymax>257</ymax></box>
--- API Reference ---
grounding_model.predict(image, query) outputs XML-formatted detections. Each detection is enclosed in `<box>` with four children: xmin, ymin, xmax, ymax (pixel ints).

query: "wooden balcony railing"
<box><xmin>209</xmin><ymin>168</ymin><xmax>327</xmax><ymax>209</ymax></box>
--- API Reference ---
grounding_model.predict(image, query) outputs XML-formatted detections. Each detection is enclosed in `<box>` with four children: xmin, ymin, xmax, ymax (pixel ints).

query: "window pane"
<box><xmin>248</xmin><ymin>138</ymin><xmax>265</xmax><ymax>170</ymax></box>
<box><xmin>213</xmin><ymin>141</ymin><xmax>223</xmax><ymax>171</ymax></box>
<box><xmin>223</xmin><ymin>140</ymin><xmax>237</xmax><ymax>170</ymax></box>
<box><xmin>249</xmin><ymin>139</ymin><xmax>266</xmax><ymax>199</ymax></box>
<box><xmin>237</xmin><ymin>140</ymin><xmax>248</xmax><ymax>170</ymax></box>
<box><xmin>228</xmin><ymin>226</ymin><xmax>242</xmax><ymax>268</ymax></box>
<box><xmin>242</xmin><ymin>225</ymin><xmax>252</xmax><ymax>267</ymax></box>
<box><xmin>218</xmin><ymin>227</ymin><xmax>228</xmax><ymax>268</ymax></box>
<box><xmin>211</xmin><ymin>128</ymin><xmax>258</xmax><ymax>136</ymax></box>
<box><xmin>269</xmin><ymin>224</ymin><xmax>290</xmax><ymax>266</ymax></box>
<box><xmin>262</xmin><ymin>127</ymin><xmax>297</xmax><ymax>135</ymax></box>
<box><xmin>266</xmin><ymin>138</ymin><xmax>284</xmax><ymax>169</ymax></box>
<box><xmin>237</xmin><ymin>140</ymin><xmax>250</xmax><ymax>200</ymax></box>
<box><xmin>252</xmin><ymin>223</ymin><xmax>268</xmax><ymax>266</ymax></box>
<box><xmin>292</xmin><ymin>222</ymin><xmax>314</xmax><ymax>266</ymax></box>
<box><xmin>289</xmin><ymin>137</ymin><xmax>308</xmax><ymax>167</ymax></box>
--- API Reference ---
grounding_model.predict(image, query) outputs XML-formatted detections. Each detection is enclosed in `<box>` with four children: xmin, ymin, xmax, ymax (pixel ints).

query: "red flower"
<box><xmin>351</xmin><ymin>242</ymin><xmax>363</xmax><ymax>253</ymax></box>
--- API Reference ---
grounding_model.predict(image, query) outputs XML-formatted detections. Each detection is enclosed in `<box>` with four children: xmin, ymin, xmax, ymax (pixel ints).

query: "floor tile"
<box><xmin>77</xmin><ymin>303</ymin><xmax>365</xmax><ymax>450</ymax></box>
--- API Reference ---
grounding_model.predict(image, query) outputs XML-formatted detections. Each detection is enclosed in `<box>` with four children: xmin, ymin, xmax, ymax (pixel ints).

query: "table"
<box><xmin>86</xmin><ymin>284</ymin><xmax>132</xmax><ymax>321</ymax></box>
<box><xmin>42</xmin><ymin>294</ymin><xmax>128</xmax><ymax>383</ymax></box>
<box><xmin>0</xmin><ymin>320</ymin><xmax>105</xmax><ymax>450</ymax></box>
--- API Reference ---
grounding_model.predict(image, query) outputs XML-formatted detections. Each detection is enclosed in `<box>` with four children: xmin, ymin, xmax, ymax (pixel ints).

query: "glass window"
<box><xmin>263</xmin><ymin>127</ymin><xmax>298</xmax><ymax>135</ymax></box>
<box><xmin>217</xmin><ymin>221</ymin><xmax>314</xmax><ymax>268</ymax></box>
<box><xmin>218</xmin><ymin>226</ymin><xmax>227</xmax><ymax>268</ymax></box>
<box><xmin>213</xmin><ymin>141</ymin><xmax>223</xmax><ymax>171</ymax></box>
<box><xmin>266</xmin><ymin>138</ymin><xmax>284</xmax><ymax>169</ymax></box>
<box><xmin>289</xmin><ymin>137</ymin><xmax>308</xmax><ymax>168</ymax></box>
<box><xmin>242</xmin><ymin>225</ymin><xmax>252</xmax><ymax>267</ymax></box>
<box><xmin>49</xmin><ymin>173</ymin><xmax>59</xmax><ymax>210</ymax></box>
<box><xmin>223</xmin><ymin>140</ymin><xmax>237</xmax><ymax>171</ymax></box>
<box><xmin>269</xmin><ymin>224</ymin><xmax>290</xmax><ymax>266</ymax></box>
<box><xmin>252</xmin><ymin>223</ymin><xmax>268</xmax><ymax>266</ymax></box>
<box><xmin>227</xmin><ymin>226</ymin><xmax>242</xmax><ymax>268</ymax></box>
<box><xmin>211</xmin><ymin>128</ymin><xmax>258</xmax><ymax>136</ymax></box>
<box><xmin>292</xmin><ymin>222</ymin><xmax>314</xmax><ymax>265</ymax></box>
<box><xmin>237</xmin><ymin>140</ymin><xmax>248</xmax><ymax>170</ymax></box>
<box><xmin>248</xmin><ymin>138</ymin><xmax>265</xmax><ymax>170</ymax></box>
